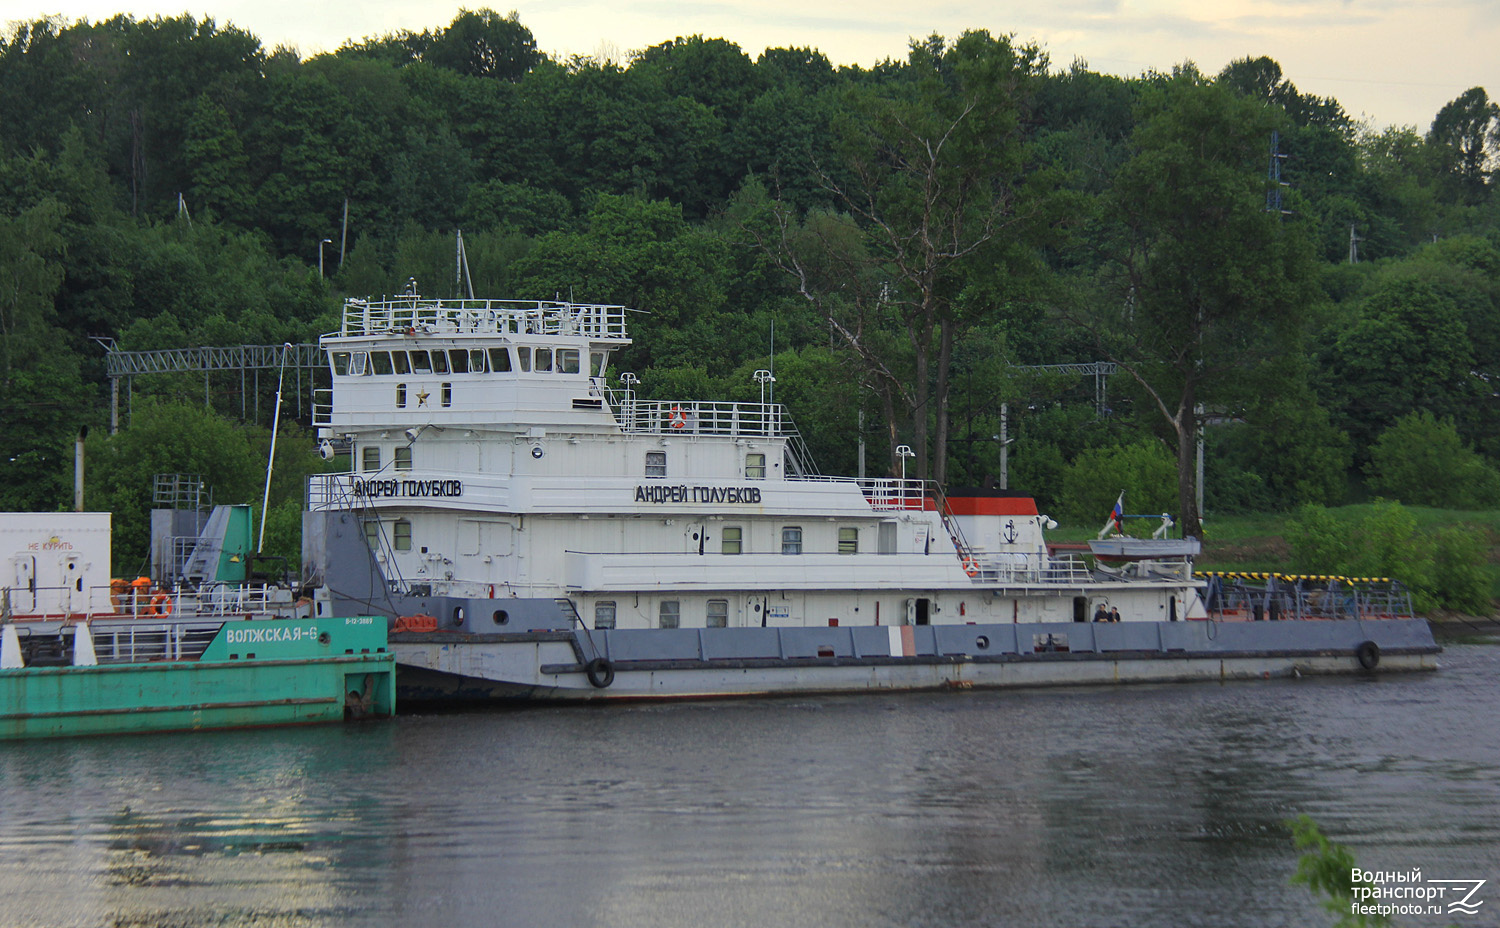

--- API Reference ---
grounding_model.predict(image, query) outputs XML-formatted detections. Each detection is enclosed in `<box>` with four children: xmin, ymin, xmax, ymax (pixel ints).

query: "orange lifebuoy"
<box><xmin>147</xmin><ymin>592</ymin><xmax>173</xmax><ymax>617</ymax></box>
<box><xmin>669</xmin><ymin>406</ymin><xmax>687</xmax><ymax>430</ymax></box>
<box><xmin>962</xmin><ymin>558</ymin><xmax>979</xmax><ymax>578</ymax></box>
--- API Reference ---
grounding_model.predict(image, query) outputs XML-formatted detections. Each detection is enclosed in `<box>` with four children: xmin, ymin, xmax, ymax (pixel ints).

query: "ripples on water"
<box><xmin>2</xmin><ymin>643</ymin><xmax>1496</xmax><ymax>928</ymax></box>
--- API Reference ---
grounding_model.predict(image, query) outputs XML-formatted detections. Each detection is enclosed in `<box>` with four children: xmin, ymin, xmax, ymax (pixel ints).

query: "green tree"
<box><xmin>1427</xmin><ymin>86</ymin><xmax>1497</xmax><ymax>206</ymax></box>
<box><xmin>1365</xmin><ymin>411</ymin><xmax>1500</xmax><ymax>507</ymax></box>
<box><xmin>425</xmin><ymin>9</ymin><xmax>540</xmax><ymax>81</ymax></box>
<box><xmin>1060</xmin><ymin>440</ymin><xmax>1176</xmax><ymax>526</ymax></box>
<box><xmin>1097</xmin><ymin>68</ymin><xmax>1320</xmax><ymax>538</ymax></box>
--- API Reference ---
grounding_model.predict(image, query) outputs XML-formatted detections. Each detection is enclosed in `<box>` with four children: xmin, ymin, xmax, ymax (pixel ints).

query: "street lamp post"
<box><xmin>318</xmin><ymin>239</ymin><xmax>333</xmax><ymax>278</ymax></box>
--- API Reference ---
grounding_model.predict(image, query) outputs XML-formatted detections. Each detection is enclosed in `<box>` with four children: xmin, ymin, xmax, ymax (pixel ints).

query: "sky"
<box><xmin>5</xmin><ymin>0</ymin><xmax>1498</xmax><ymax>132</ymax></box>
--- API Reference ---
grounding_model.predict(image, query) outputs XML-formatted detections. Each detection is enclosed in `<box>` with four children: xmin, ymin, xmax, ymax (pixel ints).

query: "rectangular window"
<box><xmin>745</xmin><ymin>453</ymin><xmax>766</xmax><ymax>479</ymax></box>
<box><xmin>349</xmin><ymin>352</ymin><xmax>369</xmax><ymax>376</ymax></box>
<box><xmin>658</xmin><ymin>600</ymin><xmax>680</xmax><ymax>629</ymax></box>
<box><xmin>595</xmin><ymin>601</ymin><xmax>617</xmax><ymax>630</ymax></box>
<box><xmin>449</xmin><ymin>349</ymin><xmax>470</xmax><ymax>373</ymax></box>
<box><xmin>362</xmin><ymin>446</ymin><xmax>381</xmax><ymax>472</ymax></box>
<box><xmin>472</xmin><ymin>348</ymin><xmax>490</xmax><ymax>372</ymax></box>
<box><xmin>410</xmin><ymin>350</ymin><xmax>432</xmax><ymax>374</ymax></box>
<box><xmin>534</xmin><ymin>348</ymin><xmax>552</xmax><ymax>372</ymax></box>
<box><xmin>590</xmin><ymin>352</ymin><xmax>606</xmax><ymax>377</ymax></box>
<box><xmin>557</xmin><ymin>349</ymin><xmax>580</xmax><ymax>373</ymax></box>
<box><xmin>721</xmin><ymin>526</ymin><xmax>742</xmax><ymax>555</ymax></box>
<box><xmin>396</xmin><ymin>383</ymin><xmax>407</xmax><ymax>407</ymax></box>
<box><xmin>839</xmin><ymin>527</ymin><xmax>859</xmax><ymax>554</ymax></box>
<box><xmin>363</xmin><ymin>520</ymin><xmax>379</xmax><ymax>548</ymax></box>
<box><xmin>392</xmin><ymin>351</ymin><xmax>411</xmax><ymax>375</ymax></box>
<box><xmin>441</xmin><ymin>383</ymin><xmax>452</xmax><ymax>407</ymax></box>
<box><xmin>331</xmin><ymin>352</ymin><xmax>351</xmax><ymax>376</ymax></box>
<box><xmin>393</xmin><ymin>519</ymin><xmax>412</xmax><ymax>551</ymax></box>
<box><xmin>488</xmin><ymin>347</ymin><xmax>511</xmax><ymax>372</ymax></box>
<box><xmin>431</xmin><ymin>350</ymin><xmax>449</xmax><ymax>374</ymax></box>
<box><xmin>371</xmin><ymin>352</ymin><xmax>393</xmax><ymax>375</ymax></box>
<box><xmin>645</xmin><ymin>451</ymin><xmax>667</xmax><ymax>478</ymax></box>
<box><xmin>517</xmin><ymin>347</ymin><xmax>531</xmax><ymax>372</ymax></box>
<box><xmin>707</xmin><ymin>599</ymin><xmax>728</xmax><ymax>628</ymax></box>
<box><xmin>782</xmin><ymin>526</ymin><xmax>803</xmax><ymax>555</ymax></box>
<box><xmin>394</xmin><ymin>446</ymin><xmax>412</xmax><ymax>471</ymax></box>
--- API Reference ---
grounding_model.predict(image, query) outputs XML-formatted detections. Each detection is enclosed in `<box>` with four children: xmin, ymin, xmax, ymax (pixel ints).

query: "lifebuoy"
<box><xmin>1355</xmin><ymin>640</ymin><xmax>1380</xmax><ymax>670</ymax></box>
<box><xmin>669</xmin><ymin>406</ymin><xmax>687</xmax><ymax>430</ymax></box>
<box><xmin>147</xmin><ymin>592</ymin><xmax>172</xmax><ymax>617</ymax></box>
<box><xmin>585</xmin><ymin>657</ymin><xmax>615</xmax><ymax>688</ymax></box>
<box><xmin>961</xmin><ymin>558</ymin><xmax>979</xmax><ymax>578</ymax></box>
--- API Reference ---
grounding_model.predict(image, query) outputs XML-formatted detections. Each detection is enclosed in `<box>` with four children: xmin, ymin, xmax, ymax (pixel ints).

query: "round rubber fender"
<box><xmin>1355</xmin><ymin>640</ymin><xmax>1381</xmax><ymax>670</ymax></box>
<box><xmin>585</xmin><ymin>657</ymin><xmax>615</xmax><ymax>689</ymax></box>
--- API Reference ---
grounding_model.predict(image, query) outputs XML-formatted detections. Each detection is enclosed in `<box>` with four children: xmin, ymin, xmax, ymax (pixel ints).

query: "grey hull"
<box><xmin>391</xmin><ymin>618</ymin><xmax>1440</xmax><ymax>704</ymax></box>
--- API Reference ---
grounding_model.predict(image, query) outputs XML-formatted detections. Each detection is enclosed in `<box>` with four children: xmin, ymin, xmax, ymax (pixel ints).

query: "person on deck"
<box><xmin>1093</xmin><ymin>603</ymin><xmax>1110</xmax><ymax>622</ymax></box>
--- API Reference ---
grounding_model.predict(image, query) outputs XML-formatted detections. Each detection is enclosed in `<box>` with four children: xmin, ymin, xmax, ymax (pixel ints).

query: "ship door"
<box><xmin>906</xmin><ymin>597</ymin><xmax>932</xmax><ymax>626</ymax></box>
<box><xmin>685</xmin><ymin>523</ymin><xmax>707</xmax><ymax>555</ymax></box>
<box><xmin>10</xmin><ymin>556</ymin><xmax>36</xmax><ymax>613</ymax></box>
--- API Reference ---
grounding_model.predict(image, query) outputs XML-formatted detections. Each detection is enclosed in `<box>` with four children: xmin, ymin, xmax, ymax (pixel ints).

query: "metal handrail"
<box><xmin>339</xmin><ymin>297</ymin><xmax>630</xmax><ymax>340</ymax></box>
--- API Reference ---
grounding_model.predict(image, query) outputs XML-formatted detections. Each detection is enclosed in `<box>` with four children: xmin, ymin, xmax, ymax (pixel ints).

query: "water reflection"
<box><xmin>1</xmin><ymin>644</ymin><xmax>1496</xmax><ymax>928</ymax></box>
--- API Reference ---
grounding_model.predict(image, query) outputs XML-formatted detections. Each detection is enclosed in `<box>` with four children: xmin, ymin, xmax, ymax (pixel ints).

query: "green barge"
<box><xmin>0</xmin><ymin>616</ymin><xmax>394</xmax><ymax>740</ymax></box>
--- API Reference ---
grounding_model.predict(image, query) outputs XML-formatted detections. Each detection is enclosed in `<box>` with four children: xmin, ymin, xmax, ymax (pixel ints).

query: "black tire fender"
<box><xmin>1355</xmin><ymin>640</ymin><xmax>1381</xmax><ymax>670</ymax></box>
<box><xmin>585</xmin><ymin>657</ymin><xmax>615</xmax><ymax>689</ymax></box>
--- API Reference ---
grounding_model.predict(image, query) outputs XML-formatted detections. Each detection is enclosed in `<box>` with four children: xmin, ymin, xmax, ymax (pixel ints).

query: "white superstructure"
<box><xmin>305</xmin><ymin>287</ymin><xmax>1201</xmax><ymax>635</ymax></box>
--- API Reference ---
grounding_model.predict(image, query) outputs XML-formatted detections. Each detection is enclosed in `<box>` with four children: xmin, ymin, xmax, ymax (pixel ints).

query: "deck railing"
<box><xmin>339</xmin><ymin>296</ymin><xmax>629</xmax><ymax>340</ymax></box>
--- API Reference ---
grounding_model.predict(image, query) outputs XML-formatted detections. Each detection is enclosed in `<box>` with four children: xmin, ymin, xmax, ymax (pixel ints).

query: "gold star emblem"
<box><xmin>416</xmin><ymin>390</ymin><xmax>430</xmax><ymax>406</ymax></box>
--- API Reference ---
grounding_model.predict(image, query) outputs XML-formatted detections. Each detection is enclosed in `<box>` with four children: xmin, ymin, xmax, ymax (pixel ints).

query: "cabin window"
<box><xmin>473</xmin><ymin>348</ymin><xmax>492</xmax><ymax>372</ymax></box>
<box><xmin>707</xmin><ymin>599</ymin><xmax>729</xmax><ymax>628</ymax></box>
<box><xmin>431</xmin><ymin>350</ymin><xmax>449</xmax><ymax>374</ymax></box>
<box><xmin>645</xmin><ymin>451</ymin><xmax>667</xmax><ymax>478</ymax></box>
<box><xmin>839</xmin><ymin>527</ymin><xmax>859</xmax><ymax>554</ymax></box>
<box><xmin>745</xmin><ymin>453</ymin><xmax>766</xmax><ymax>479</ymax></box>
<box><xmin>392</xmin><ymin>351</ymin><xmax>411</xmax><ymax>375</ymax></box>
<box><xmin>781</xmin><ymin>526</ymin><xmax>803</xmax><ymax>555</ymax></box>
<box><xmin>449</xmin><ymin>350</ymin><xmax>469</xmax><ymax>373</ymax></box>
<box><xmin>595</xmin><ymin>601</ymin><xmax>617</xmax><ymax>630</ymax></box>
<box><xmin>590</xmin><ymin>352</ymin><xmax>607</xmax><ymax>377</ymax></box>
<box><xmin>517</xmin><ymin>347</ymin><xmax>531</xmax><ymax>372</ymax></box>
<box><xmin>394</xmin><ymin>446</ymin><xmax>412</xmax><ymax>471</ymax></box>
<box><xmin>349</xmin><ymin>352</ymin><xmax>369</xmax><ymax>375</ymax></box>
<box><xmin>557</xmin><ymin>349</ymin><xmax>580</xmax><ymax>374</ymax></box>
<box><xmin>396</xmin><ymin>383</ymin><xmax>407</xmax><ymax>407</ymax></box>
<box><xmin>410</xmin><ymin>350</ymin><xmax>432</xmax><ymax>374</ymax></box>
<box><xmin>371</xmin><ymin>351</ymin><xmax>393</xmax><ymax>375</ymax></box>
<box><xmin>441</xmin><ymin>383</ymin><xmax>452</xmax><ymax>407</ymax></box>
<box><xmin>363</xmin><ymin>520</ymin><xmax>380</xmax><ymax>548</ymax></box>
<box><xmin>362</xmin><ymin>446</ymin><xmax>381</xmax><ymax>472</ymax></box>
<box><xmin>534</xmin><ymin>348</ymin><xmax>552</xmax><ymax>372</ymax></box>
<box><xmin>331</xmin><ymin>352</ymin><xmax>351</xmax><ymax>375</ymax></box>
<box><xmin>658</xmin><ymin>600</ymin><xmax>680</xmax><ymax>629</ymax></box>
<box><xmin>488</xmin><ymin>347</ymin><xmax>511</xmax><ymax>372</ymax></box>
<box><xmin>721</xmin><ymin>526</ymin><xmax>742</xmax><ymax>555</ymax></box>
<box><xmin>393</xmin><ymin>519</ymin><xmax>412</xmax><ymax>551</ymax></box>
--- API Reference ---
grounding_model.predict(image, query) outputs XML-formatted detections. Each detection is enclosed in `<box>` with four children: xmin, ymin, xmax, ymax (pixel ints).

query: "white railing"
<box><xmin>339</xmin><ymin>297</ymin><xmax>629</xmax><ymax>340</ymax></box>
<box><xmin>88</xmin><ymin>621</ymin><xmax>225</xmax><ymax>663</ymax></box>
<box><xmin>607</xmin><ymin>396</ymin><xmax>796</xmax><ymax>438</ymax></box>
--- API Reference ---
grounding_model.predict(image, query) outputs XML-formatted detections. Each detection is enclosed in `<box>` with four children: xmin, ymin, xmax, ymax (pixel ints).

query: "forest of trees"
<box><xmin>3</xmin><ymin>9</ymin><xmax>1500</xmax><ymax>570</ymax></box>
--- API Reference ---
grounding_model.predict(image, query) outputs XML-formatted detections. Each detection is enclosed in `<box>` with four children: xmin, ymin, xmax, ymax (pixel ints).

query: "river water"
<box><xmin>2</xmin><ymin>638</ymin><xmax>1496</xmax><ymax>928</ymax></box>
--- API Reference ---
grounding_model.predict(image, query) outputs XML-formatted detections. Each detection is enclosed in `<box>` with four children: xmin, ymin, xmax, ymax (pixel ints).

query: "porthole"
<box><xmin>454</xmin><ymin>606</ymin><xmax>466</xmax><ymax>626</ymax></box>
<box><xmin>531</xmin><ymin>446</ymin><xmax>544</xmax><ymax>459</ymax></box>
<box><xmin>976</xmin><ymin>635</ymin><xmax>990</xmax><ymax>650</ymax></box>
<box><xmin>493</xmin><ymin>609</ymin><xmax>509</xmax><ymax>625</ymax></box>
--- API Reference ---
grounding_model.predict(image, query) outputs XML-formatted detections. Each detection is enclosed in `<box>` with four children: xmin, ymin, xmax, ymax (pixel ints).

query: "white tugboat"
<box><xmin>302</xmin><ymin>285</ymin><xmax>1439</xmax><ymax>702</ymax></box>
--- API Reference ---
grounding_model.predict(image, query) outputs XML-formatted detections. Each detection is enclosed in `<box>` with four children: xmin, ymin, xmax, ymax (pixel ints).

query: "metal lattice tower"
<box><xmin>104</xmin><ymin>344</ymin><xmax>325</xmax><ymax>433</ymax></box>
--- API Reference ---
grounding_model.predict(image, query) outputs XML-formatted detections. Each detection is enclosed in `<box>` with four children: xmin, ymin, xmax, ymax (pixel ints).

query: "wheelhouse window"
<box><xmin>488</xmin><ymin>347</ymin><xmax>511</xmax><ymax>372</ymax></box>
<box><xmin>394</xmin><ymin>446</ymin><xmax>412</xmax><ymax>471</ymax></box>
<box><xmin>590</xmin><ymin>352</ymin><xmax>607</xmax><ymax>377</ymax></box>
<box><xmin>517</xmin><ymin>347</ymin><xmax>531</xmax><ymax>372</ymax></box>
<box><xmin>362</xmin><ymin>446</ymin><xmax>381</xmax><ymax>472</ymax></box>
<box><xmin>557</xmin><ymin>349</ymin><xmax>580</xmax><ymax>373</ymax></box>
<box><xmin>430</xmin><ymin>350</ymin><xmax>449</xmax><ymax>374</ymax></box>
<box><xmin>449</xmin><ymin>349</ymin><xmax>470</xmax><ymax>373</ymax></box>
<box><xmin>745</xmin><ymin>453</ymin><xmax>766</xmax><ymax>479</ymax></box>
<box><xmin>658</xmin><ymin>600</ymin><xmax>680</xmax><ymax>629</ymax></box>
<box><xmin>410</xmin><ymin>350</ymin><xmax>432</xmax><ymax>374</ymax></box>
<box><xmin>721</xmin><ymin>526</ymin><xmax>742</xmax><ymax>555</ymax></box>
<box><xmin>392</xmin><ymin>351</ymin><xmax>411</xmax><ymax>375</ymax></box>
<box><xmin>534</xmin><ymin>348</ymin><xmax>552</xmax><ymax>372</ymax></box>
<box><xmin>396</xmin><ymin>383</ymin><xmax>407</xmax><ymax>407</ymax></box>
<box><xmin>332</xmin><ymin>352</ymin><xmax>351</xmax><ymax>375</ymax></box>
<box><xmin>393</xmin><ymin>519</ymin><xmax>412</xmax><ymax>551</ymax></box>
<box><xmin>595</xmin><ymin>601</ymin><xmax>617</xmax><ymax>630</ymax></box>
<box><xmin>839</xmin><ymin>527</ymin><xmax>859</xmax><ymax>554</ymax></box>
<box><xmin>371</xmin><ymin>351</ymin><xmax>393</xmax><ymax>375</ymax></box>
<box><xmin>707</xmin><ymin>599</ymin><xmax>729</xmax><ymax>628</ymax></box>
<box><xmin>645</xmin><ymin>451</ymin><xmax>667</xmax><ymax>478</ymax></box>
<box><xmin>781</xmin><ymin>526</ymin><xmax>803</xmax><ymax>555</ymax></box>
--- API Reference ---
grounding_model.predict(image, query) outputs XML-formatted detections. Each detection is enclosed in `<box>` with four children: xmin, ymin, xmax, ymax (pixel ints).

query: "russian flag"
<box><xmin>1109</xmin><ymin>493</ymin><xmax>1124</xmax><ymax>532</ymax></box>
